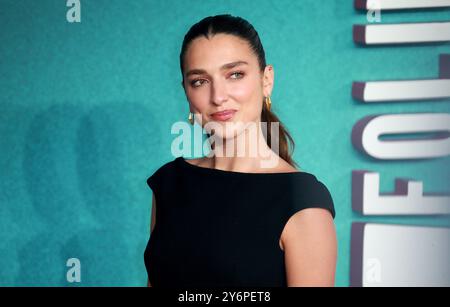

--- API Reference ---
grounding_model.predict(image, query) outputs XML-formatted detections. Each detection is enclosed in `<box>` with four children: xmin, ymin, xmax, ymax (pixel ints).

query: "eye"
<box><xmin>190</xmin><ymin>79</ymin><xmax>207</xmax><ymax>87</ymax></box>
<box><xmin>229</xmin><ymin>71</ymin><xmax>244</xmax><ymax>79</ymax></box>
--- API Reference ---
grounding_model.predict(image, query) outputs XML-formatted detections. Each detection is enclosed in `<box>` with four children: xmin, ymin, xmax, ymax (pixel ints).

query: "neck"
<box><xmin>207</xmin><ymin>121</ymin><xmax>281</xmax><ymax>172</ymax></box>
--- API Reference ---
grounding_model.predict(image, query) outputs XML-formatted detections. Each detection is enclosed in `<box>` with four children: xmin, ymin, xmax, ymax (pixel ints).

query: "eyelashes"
<box><xmin>230</xmin><ymin>71</ymin><xmax>245</xmax><ymax>79</ymax></box>
<box><xmin>190</xmin><ymin>79</ymin><xmax>206</xmax><ymax>87</ymax></box>
<box><xmin>190</xmin><ymin>71</ymin><xmax>245</xmax><ymax>88</ymax></box>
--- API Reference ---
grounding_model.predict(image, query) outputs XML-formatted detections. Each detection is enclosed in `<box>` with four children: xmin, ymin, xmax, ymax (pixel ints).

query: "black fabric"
<box><xmin>144</xmin><ymin>156</ymin><xmax>335</xmax><ymax>287</ymax></box>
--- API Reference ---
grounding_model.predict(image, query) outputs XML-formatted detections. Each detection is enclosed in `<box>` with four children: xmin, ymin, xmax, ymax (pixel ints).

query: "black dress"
<box><xmin>144</xmin><ymin>156</ymin><xmax>335</xmax><ymax>287</ymax></box>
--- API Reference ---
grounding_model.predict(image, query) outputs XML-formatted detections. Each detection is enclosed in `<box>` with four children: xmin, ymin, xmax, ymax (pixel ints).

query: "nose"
<box><xmin>210</xmin><ymin>79</ymin><xmax>228</xmax><ymax>106</ymax></box>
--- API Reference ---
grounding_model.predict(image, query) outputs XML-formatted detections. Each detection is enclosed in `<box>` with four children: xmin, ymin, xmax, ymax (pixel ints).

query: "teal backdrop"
<box><xmin>1</xmin><ymin>0</ymin><xmax>449</xmax><ymax>286</ymax></box>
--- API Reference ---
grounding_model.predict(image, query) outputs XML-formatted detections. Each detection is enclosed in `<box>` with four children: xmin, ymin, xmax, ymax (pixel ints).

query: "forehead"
<box><xmin>183</xmin><ymin>33</ymin><xmax>258</xmax><ymax>71</ymax></box>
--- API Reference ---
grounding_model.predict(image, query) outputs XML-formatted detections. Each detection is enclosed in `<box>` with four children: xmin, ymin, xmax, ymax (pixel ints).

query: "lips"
<box><xmin>210</xmin><ymin>110</ymin><xmax>237</xmax><ymax>121</ymax></box>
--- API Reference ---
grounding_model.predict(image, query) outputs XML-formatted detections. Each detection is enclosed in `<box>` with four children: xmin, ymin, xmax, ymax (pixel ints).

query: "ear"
<box><xmin>262</xmin><ymin>65</ymin><xmax>274</xmax><ymax>97</ymax></box>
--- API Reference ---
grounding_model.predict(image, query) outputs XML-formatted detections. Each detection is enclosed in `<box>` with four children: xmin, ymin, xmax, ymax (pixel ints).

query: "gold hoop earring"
<box><xmin>188</xmin><ymin>112</ymin><xmax>194</xmax><ymax>125</ymax></box>
<box><xmin>265</xmin><ymin>96</ymin><xmax>272</xmax><ymax>111</ymax></box>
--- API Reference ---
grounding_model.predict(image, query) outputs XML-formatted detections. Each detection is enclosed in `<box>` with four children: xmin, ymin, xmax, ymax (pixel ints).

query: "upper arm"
<box><xmin>147</xmin><ymin>193</ymin><xmax>157</xmax><ymax>287</ymax></box>
<box><xmin>281</xmin><ymin>207</ymin><xmax>337</xmax><ymax>287</ymax></box>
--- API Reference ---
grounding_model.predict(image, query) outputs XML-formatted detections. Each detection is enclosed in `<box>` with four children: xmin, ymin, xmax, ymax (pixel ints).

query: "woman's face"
<box><xmin>182</xmin><ymin>33</ymin><xmax>273</xmax><ymax>140</ymax></box>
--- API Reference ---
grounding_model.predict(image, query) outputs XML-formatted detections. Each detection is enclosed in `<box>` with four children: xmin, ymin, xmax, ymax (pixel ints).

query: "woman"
<box><xmin>144</xmin><ymin>14</ymin><xmax>337</xmax><ymax>287</ymax></box>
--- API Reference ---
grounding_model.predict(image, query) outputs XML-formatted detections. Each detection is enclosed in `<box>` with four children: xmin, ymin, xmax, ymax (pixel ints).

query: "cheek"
<box><xmin>229</xmin><ymin>78</ymin><xmax>256</xmax><ymax>101</ymax></box>
<box><xmin>186</xmin><ymin>88</ymin><xmax>210</xmax><ymax>111</ymax></box>
<box><xmin>230</xmin><ymin>78</ymin><xmax>263</xmax><ymax>118</ymax></box>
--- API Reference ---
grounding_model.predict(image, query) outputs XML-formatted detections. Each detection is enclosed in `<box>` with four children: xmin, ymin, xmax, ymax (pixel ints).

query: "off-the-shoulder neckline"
<box><xmin>177</xmin><ymin>156</ymin><xmax>316</xmax><ymax>177</ymax></box>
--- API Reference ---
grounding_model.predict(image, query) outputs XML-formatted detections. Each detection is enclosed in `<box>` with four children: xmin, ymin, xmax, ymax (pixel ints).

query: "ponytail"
<box><xmin>261</xmin><ymin>101</ymin><xmax>298</xmax><ymax>169</ymax></box>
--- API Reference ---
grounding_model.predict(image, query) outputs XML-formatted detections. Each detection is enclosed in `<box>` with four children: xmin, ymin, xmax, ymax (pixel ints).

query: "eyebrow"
<box><xmin>185</xmin><ymin>61</ymin><xmax>249</xmax><ymax>77</ymax></box>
